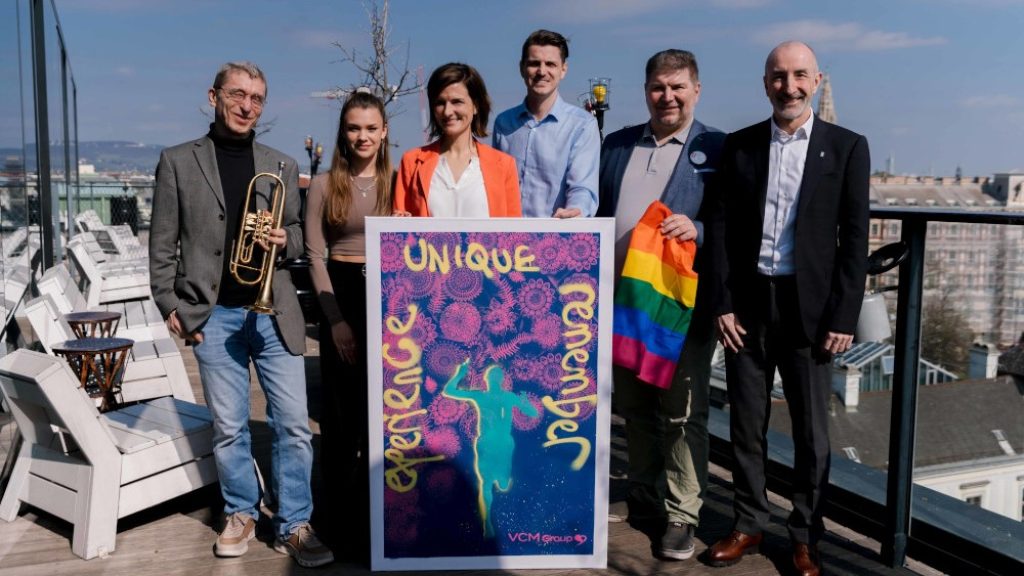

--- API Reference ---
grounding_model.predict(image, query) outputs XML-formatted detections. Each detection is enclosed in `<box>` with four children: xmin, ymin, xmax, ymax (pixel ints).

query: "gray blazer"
<box><xmin>149</xmin><ymin>135</ymin><xmax>306</xmax><ymax>355</ymax></box>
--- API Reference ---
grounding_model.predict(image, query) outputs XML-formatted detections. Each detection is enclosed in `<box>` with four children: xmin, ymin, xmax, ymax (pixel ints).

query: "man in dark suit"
<box><xmin>598</xmin><ymin>49</ymin><xmax>724</xmax><ymax>562</ymax></box>
<box><xmin>706</xmin><ymin>42</ymin><xmax>869</xmax><ymax>576</ymax></box>
<box><xmin>149</xmin><ymin>61</ymin><xmax>332</xmax><ymax>567</ymax></box>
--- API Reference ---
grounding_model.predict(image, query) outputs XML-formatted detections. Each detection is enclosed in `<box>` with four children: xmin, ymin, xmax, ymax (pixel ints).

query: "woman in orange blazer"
<box><xmin>394</xmin><ymin>63</ymin><xmax>521</xmax><ymax>217</ymax></box>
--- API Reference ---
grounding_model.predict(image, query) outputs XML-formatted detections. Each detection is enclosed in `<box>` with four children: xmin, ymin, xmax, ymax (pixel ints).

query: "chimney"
<box><xmin>968</xmin><ymin>341</ymin><xmax>999</xmax><ymax>380</ymax></box>
<box><xmin>832</xmin><ymin>365</ymin><xmax>861</xmax><ymax>411</ymax></box>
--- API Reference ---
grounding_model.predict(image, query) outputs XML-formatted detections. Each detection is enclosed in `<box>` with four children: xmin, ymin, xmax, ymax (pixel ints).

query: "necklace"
<box><xmin>351</xmin><ymin>176</ymin><xmax>377</xmax><ymax>198</ymax></box>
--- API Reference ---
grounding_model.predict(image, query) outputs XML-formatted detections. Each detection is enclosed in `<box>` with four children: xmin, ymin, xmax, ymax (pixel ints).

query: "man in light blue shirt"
<box><xmin>493</xmin><ymin>29</ymin><xmax>600</xmax><ymax>218</ymax></box>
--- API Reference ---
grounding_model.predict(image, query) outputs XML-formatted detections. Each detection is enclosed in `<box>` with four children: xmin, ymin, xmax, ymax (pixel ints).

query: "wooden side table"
<box><xmin>64</xmin><ymin>310</ymin><xmax>122</xmax><ymax>339</ymax></box>
<box><xmin>52</xmin><ymin>337</ymin><xmax>134</xmax><ymax>412</ymax></box>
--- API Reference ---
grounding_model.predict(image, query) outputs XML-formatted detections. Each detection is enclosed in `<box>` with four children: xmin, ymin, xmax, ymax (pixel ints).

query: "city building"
<box><xmin>868</xmin><ymin>174</ymin><xmax>1024</xmax><ymax>346</ymax></box>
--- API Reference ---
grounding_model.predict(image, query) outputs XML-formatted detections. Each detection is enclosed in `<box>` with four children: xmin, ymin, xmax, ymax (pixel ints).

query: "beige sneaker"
<box><xmin>215</xmin><ymin>512</ymin><xmax>256</xmax><ymax>557</ymax></box>
<box><xmin>273</xmin><ymin>523</ymin><xmax>334</xmax><ymax>568</ymax></box>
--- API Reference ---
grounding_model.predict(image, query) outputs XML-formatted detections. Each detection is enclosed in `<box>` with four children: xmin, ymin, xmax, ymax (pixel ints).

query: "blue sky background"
<box><xmin>54</xmin><ymin>0</ymin><xmax>1024</xmax><ymax>177</ymax></box>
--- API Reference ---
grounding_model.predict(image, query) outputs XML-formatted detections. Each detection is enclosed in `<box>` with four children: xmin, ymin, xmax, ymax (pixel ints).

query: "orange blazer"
<box><xmin>393</xmin><ymin>141</ymin><xmax>522</xmax><ymax>217</ymax></box>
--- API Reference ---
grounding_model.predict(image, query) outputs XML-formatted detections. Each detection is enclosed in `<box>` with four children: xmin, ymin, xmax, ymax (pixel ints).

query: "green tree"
<box><xmin>920</xmin><ymin>283</ymin><xmax>973</xmax><ymax>377</ymax></box>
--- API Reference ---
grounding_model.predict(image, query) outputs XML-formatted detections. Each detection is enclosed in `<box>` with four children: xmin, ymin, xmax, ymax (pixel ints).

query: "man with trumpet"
<box><xmin>150</xmin><ymin>61</ymin><xmax>332</xmax><ymax>567</ymax></box>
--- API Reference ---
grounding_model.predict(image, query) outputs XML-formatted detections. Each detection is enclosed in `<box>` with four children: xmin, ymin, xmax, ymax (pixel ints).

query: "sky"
<box><xmin>45</xmin><ymin>0</ymin><xmax>1024</xmax><ymax>176</ymax></box>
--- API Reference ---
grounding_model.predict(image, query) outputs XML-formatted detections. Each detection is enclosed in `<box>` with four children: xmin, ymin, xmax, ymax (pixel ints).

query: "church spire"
<box><xmin>817</xmin><ymin>73</ymin><xmax>836</xmax><ymax>124</ymax></box>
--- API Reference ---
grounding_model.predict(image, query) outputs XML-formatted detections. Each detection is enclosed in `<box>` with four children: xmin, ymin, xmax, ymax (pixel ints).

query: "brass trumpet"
<box><xmin>230</xmin><ymin>161</ymin><xmax>286</xmax><ymax>314</ymax></box>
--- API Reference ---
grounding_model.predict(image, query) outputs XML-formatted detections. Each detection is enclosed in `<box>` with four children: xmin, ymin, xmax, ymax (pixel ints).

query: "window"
<box><xmin>966</xmin><ymin>495</ymin><xmax>982</xmax><ymax>507</ymax></box>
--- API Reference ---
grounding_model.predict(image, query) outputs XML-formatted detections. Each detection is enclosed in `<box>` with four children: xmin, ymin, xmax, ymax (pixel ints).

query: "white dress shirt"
<box><xmin>427</xmin><ymin>155</ymin><xmax>489</xmax><ymax>217</ymax></box>
<box><xmin>758</xmin><ymin>112</ymin><xmax>814</xmax><ymax>275</ymax></box>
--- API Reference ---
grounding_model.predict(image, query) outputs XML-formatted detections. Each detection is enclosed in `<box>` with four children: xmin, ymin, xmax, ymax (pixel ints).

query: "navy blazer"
<box><xmin>596</xmin><ymin>119</ymin><xmax>725</xmax><ymax>250</ymax></box>
<box><xmin>707</xmin><ymin>118</ymin><xmax>870</xmax><ymax>341</ymax></box>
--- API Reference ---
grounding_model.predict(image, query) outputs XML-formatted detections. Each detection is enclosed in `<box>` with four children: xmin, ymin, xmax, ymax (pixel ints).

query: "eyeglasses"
<box><xmin>218</xmin><ymin>88</ymin><xmax>265</xmax><ymax>109</ymax></box>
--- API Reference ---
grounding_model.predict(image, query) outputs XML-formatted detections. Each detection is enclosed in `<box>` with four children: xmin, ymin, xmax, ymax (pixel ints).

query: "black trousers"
<box><xmin>724</xmin><ymin>275</ymin><xmax>832</xmax><ymax>545</ymax></box>
<box><xmin>318</xmin><ymin>260</ymin><xmax>369</xmax><ymax>555</ymax></box>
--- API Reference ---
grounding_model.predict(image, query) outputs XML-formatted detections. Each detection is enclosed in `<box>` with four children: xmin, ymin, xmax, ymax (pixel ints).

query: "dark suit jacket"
<box><xmin>149</xmin><ymin>135</ymin><xmax>306</xmax><ymax>354</ymax></box>
<box><xmin>709</xmin><ymin>117</ymin><xmax>870</xmax><ymax>342</ymax></box>
<box><xmin>598</xmin><ymin>119</ymin><xmax>725</xmax><ymax>337</ymax></box>
<box><xmin>597</xmin><ymin>119</ymin><xmax>725</xmax><ymax>251</ymax></box>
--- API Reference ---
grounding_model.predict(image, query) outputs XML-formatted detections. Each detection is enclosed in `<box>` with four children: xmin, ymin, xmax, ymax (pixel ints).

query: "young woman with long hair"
<box><xmin>304</xmin><ymin>90</ymin><xmax>390</xmax><ymax>561</ymax></box>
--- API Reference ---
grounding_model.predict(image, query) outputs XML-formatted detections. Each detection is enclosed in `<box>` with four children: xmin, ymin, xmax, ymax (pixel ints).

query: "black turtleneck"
<box><xmin>208</xmin><ymin>125</ymin><xmax>260</xmax><ymax>306</ymax></box>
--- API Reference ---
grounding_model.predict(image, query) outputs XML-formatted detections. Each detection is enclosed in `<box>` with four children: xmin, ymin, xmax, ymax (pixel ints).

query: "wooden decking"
<box><xmin>0</xmin><ymin>331</ymin><xmax>942</xmax><ymax>575</ymax></box>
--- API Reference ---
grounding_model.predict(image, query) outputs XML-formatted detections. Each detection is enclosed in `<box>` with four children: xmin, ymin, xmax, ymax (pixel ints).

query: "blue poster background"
<box><xmin>377</xmin><ymin>230</ymin><xmax>602</xmax><ymax>558</ymax></box>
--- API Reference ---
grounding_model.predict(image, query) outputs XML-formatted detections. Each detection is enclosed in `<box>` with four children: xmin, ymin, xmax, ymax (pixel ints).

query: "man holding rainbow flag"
<box><xmin>596</xmin><ymin>49</ymin><xmax>724</xmax><ymax>562</ymax></box>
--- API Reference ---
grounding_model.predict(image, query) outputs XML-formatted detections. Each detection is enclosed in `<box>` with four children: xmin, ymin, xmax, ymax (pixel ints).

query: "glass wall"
<box><xmin>1</xmin><ymin>0</ymin><xmax>35</xmax><ymax>327</ymax></box>
<box><xmin>1</xmin><ymin>0</ymin><xmax>79</xmax><ymax>337</ymax></box>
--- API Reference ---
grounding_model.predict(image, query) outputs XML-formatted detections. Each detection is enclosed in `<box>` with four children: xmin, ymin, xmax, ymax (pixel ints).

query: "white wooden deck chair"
<box><xmin>0</xmin><ymin>350</ymin><xmax>217</xmax><ymax>560</ymax></box>
<box><xmin>1</xmin><ymin>227</ymin><xmax>29</xmax><ymax>261</ymax></box>
<box><xmin>66</xmin><ymin>241</ymin><xmax>150</xmax><ymax>307</ymax></box>
<box><xmin>2</xmin><ymin>261</ymin><xmax>34</xmax><ymax>316</ymax></box>
<box><xmin>93</xmin><ymin>228</ymin><xmax>147</xmax><ymax>261</ymax></box>
<box><xmin>76</xmin><ymin>210</ymin><xmax>137</xmax><ymax>245</ymax></box>
<box><xmin>37</xmin><ymin>265</ymin><xmax>169</xmax><ymax>341</ymax></box>
<box><xmin>17</xmin><ymin>294</ymin><xmax>194</xmax><ymax>404</ymax></box>
<box><xmin>70</xmin><ymin>232</ymin><xmax>147</xmax><ymax>272</ymax></box>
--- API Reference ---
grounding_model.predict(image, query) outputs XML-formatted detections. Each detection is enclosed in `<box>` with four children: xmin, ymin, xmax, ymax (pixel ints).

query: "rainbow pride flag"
<box><xmin>613</xmin><ymin>201</ymin><xmax>698</xmax><ymax>389</ymax></box>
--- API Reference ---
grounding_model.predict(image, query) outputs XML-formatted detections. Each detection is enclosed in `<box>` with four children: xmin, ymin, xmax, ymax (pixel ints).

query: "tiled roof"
<box><xmin>767</xmin><ymin>376</ymin><xmax>1024</xmax><ymax>469</ymax></box>
<box><xmin>999</xmin><ymin>346</ymin><xmax>1024</xmax><ymax>376</ymax></box>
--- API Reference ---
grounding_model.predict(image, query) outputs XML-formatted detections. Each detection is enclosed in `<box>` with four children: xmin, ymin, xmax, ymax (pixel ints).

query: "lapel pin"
<box><xmin>820</xmin><ymin>151</ymin><xmax>825</xmax><ymax>158</ymax></box>
<box><xmin>690</xmin><ymin>150</ymin><xmax>707</xmax><ymax>165</ymax></box>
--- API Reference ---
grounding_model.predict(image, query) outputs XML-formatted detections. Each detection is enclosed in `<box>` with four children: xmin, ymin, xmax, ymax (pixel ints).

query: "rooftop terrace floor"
<box><xmin>0</xmin><ymin>331</ymin><xmax>943</xmax><ymax>575</ymax></box>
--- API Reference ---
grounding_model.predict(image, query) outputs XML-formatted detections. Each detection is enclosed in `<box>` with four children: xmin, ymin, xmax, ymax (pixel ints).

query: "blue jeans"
<box><xmin>192</xmin><ymin>305</ymin><xmax>313</xmax><ymax>537</ymax></box>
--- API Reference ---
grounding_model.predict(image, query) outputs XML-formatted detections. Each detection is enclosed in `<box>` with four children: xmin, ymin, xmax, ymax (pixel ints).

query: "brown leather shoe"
<box><xmin>707</xmin><ymin>530</ymin><xmax>762</xmax><ymax>567</ymax></box>
<box><xmin>792</xmin><ymin>542</ymin><xmax>822</xmax><ymax>576</ymax></box>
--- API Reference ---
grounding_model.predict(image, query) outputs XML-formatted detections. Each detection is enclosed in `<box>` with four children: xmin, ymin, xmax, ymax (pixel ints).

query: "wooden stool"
<box><xmin>52</xmin><ymin>337</ymin><xmax>134</xmax><ymax>412</ymax></box>
<box><xmin>64</xmin><ymin>310</ymin><xmax>122</xmax><ymax>339</ymax></box>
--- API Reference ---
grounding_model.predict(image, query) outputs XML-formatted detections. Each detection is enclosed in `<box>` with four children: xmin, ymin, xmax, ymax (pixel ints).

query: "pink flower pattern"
<box><xmin>429</xmin><ymin>395</ymin><xmax>466</xmax><ymax>425</ymax></box>
<box><xmin>424</xmin><ymin>425</ymin><xmax>462</xmax><ymax>458</ymax></box>
<box><xmin>377</xmin><ymin>231</ymin><xmax>605</xmax><ymax>549</ymax></box>
<box><xmin>439</xmin><ymin>302</ymin><xmax>482</xmax><ymax>344</ymax></box>
<box><xmin>530</xmin><ymin>314</ymin><xmax>562</xmax><ymax>349</ymax></box>
<box><xmin>518</xmin><ymin>279</ymin><xmax>555</xmax><ymax>318</ymax></box>
<box><xmin>443</xmin><ymin>267</ymin><xmax>483</xmax><ymax>301</ymax></box>
<box><xmin>566</xmin><ymin>233</ymin><xmax>600</xmax><ymax>272</ymax></box>
<box><xmin>531</xmin><ymin>235</ymin><xmax>565</xmax><ymax>273</ymax></box>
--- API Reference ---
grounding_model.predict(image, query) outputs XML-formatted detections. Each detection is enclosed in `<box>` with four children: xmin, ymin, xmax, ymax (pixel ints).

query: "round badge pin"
<box><xmin>690</xmin><ymin>150</ymin><xmax>707</xmax><ymax>165</ymax></box>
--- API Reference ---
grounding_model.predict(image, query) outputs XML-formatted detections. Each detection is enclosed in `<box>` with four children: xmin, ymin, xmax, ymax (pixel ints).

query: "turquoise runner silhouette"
<box><xmin>443</xmin><ymin>359</ymin><xmax>539</xmax><ymax>538</ymax></box>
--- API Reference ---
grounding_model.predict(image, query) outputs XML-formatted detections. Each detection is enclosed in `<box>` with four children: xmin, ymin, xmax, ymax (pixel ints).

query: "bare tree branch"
<box><xmin>331</xmin><ymin>0</ymin><xmax>423</xmax><ymax>119</ymax></box>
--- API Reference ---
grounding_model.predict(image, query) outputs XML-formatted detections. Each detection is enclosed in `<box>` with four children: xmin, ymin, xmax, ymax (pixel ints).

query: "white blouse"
<box><xmin>427</xmin><ymin>155</ymin><xmax>489</xmax><ymax>217</ymax></box>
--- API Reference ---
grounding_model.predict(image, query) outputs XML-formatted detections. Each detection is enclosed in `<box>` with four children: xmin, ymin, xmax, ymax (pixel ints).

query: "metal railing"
<box><xmin>872</xmin><ymin>206</ymin><xmax>1024</xmax><ymax>571</ymax></box>
<box><xmin>707</xmin><ymin>206</ymin><xmax>1024</xmax><ymax>574</ymax></box>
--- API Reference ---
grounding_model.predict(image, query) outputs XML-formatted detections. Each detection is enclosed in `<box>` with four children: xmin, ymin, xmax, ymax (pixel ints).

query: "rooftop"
<box><xmin>0</xmin><ymin>332</ymin><xmax>938</xmax><ymax>576</ymax></box>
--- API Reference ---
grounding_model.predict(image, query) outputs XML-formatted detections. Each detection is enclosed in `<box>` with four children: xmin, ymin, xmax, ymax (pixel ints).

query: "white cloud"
<box><xmin>114</xmin><ymin>66</ymin><xmax>134</xmax><ymax>77</ymax></box>
<box><xmin>712</xmin><ymin>0</ymin><xmax>772</xmax><ymax>6</ymax></box>
<box><xmin>63</xmin><ymin>0</ymin><xmax>178</xmax><ymax>13</ymax></box>
<box><xmin>752</xmin><ymin>20</ymin><xmax>947</xmax><ymax>51</ymax></box>
<box><xmin>962</xmin><ymin>94</ymin><xmax>1020</xmax><ymax>109</ymax></box>
<box><xmin>545</xmin><ymin>0</ymin><xmax>768</xmax><ymax>23</ymax></box>
<box><xmin>290</xmin><ymin>29</ymin><xmax>356</xmax><ymax>50</ymax></box>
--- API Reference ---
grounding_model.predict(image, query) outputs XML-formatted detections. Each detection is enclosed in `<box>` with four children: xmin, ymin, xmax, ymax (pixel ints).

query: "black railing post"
<box><xmin>882</xmin><ymin>217</ymin><xmax>927</xmax><ymax>567</ymax></box>
<box><xmin>31</xmin><ymin>0</ymin><xmax>54</xmax><ymax>269</ymax></box>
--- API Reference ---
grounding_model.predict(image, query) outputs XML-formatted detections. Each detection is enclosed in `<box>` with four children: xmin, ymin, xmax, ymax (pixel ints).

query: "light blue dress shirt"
<box><xmin>492</xmin><ymin>95</ymin><xmax>600</xmax><ymax>217</ymax></box>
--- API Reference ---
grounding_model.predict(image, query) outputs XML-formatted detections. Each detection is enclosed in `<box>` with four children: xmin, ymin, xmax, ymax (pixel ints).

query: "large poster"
<box><xmin>366</xmin><ymin>217</ymin><xmax>613</xmax><ymax>571</ymax></box>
